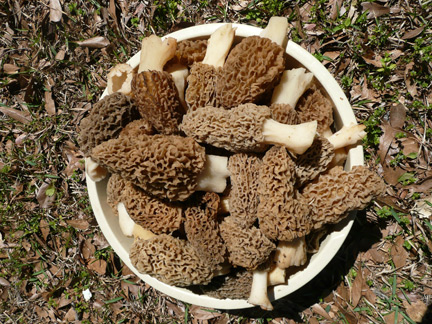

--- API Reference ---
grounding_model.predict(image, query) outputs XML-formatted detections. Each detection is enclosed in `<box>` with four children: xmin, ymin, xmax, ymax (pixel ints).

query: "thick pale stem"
<box><xmin>138</xmin><ymin>35</ymin><xmax>177</xmax><ymax>73</ymax></box>
<box><xmin>85</xmin><ymin>157</ymin><xmax>108</xmax><ymax>182</ymax></box>
<box><xmin>107</xmin><ymin>63</ymin><xmax>134</xmax><ymax>96</ymax></box>
<box><xmin>260</xmin><ymin>16</ymin><xmax>289</xmax><ymax>47</ymax></box>
<box><xmin>117</xmin><ymin>203</ymin><xmax>156</xmax><ymax>240</ymax></box>
<box><xmin>202</xmin><ymin>24</ymin><xmax>235</xmax><ymax>68</ymax></box>
<box><xmin>262</xmin><ymin>119</ymin><xmax>317</xmax><ymax>155</ymax></box>
<box><xmin>195</xmin><ymin>155</ymin><xmax>230</xmax><ymax>193</ymax></box>
<box><xmin>219</xmin><ymin>195</ymin><xmax>230</xmax><ymax>214</ymax></box>
<box><xmin>271</xmin><ymin>68</ymin><xmax>314</xmax><ymax>108</ymax></box>
<box><xmin>275</xmin><ymin>237</ymin><xmax>307</xmax><ymax>269</ymax></box>
<box><xmin>268</xmin><ymin>266</ymin><xmax>286</xmax><ymax>286</ymax></box>
<box><xmin>248</xmin><ymin>269</ymin><xmax>274</xmax><ymax>311</ymax></box>
<box><xmin>327</xmin><ymin>123</ymin><xmax>366</xmax><ymax>150</ymax></box>
<box><xmin>166</xmin><ymin>63</ymin><xmax>189</xmax><ymax>111</ymax></box>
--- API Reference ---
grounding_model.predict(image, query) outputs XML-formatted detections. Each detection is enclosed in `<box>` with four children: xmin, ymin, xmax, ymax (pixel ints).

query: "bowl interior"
<box><xmin>87</xmin><ymin>23</ymin><xmax>364</xmax><ymax>309</ymax></box>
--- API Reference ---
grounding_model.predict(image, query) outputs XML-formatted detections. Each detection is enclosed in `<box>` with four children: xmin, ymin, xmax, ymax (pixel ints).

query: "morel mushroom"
<box><xmin>117</xmin><ymin>202</ymin><xmax>156</xmax><ymax>240</ymax></box>
<box><xmin>119</xmin><ymin>118</ymin><xmax>154</xmax><ymax>138</ymax></box>
<box><xmin>185</xmin><ymin>24</ymin><xmax>235</xmax><ymax>111</ymax></box>
<box><xmin>216</xmin><ymin>17</ymin><xmax>288</xmax><ymax>108</ymax></box>
<box><xmin>132</xmin><ymin>35</ymin><xmax>184</xmax><ymax>134</ymax></box>
<box><xmin>107</xmin><ymin>63</ymin><xmax>134</xmax><ymax>96</ymax></box>
<box><xmin>91</xmin><ymin>134</ymin><xmax>229</xmax><ymax>201</ymax></box>
<box><xmin>181</xmin><ymin>103</ymin><xmax>317</xmax><ymax>155</ymax></box>
<box><xmin>167</xmin><ymin>39</ymin><xmax>208</xmax><ymax>67</ymax></box>
<box><xmin>106</xmin><ymin>173</ymin><xmax>127</xmax><ymax>215</ymax></box>
<box><xmin>200</xmin><ymin>269</ymin><xmax>253</xmax><ymax>300</ymax></box>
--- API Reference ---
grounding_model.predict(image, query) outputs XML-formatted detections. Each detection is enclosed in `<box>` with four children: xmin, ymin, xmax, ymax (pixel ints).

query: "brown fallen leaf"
<box><xmin>311</xmin><ymin>303</ymin><xmax>332</xmax><ymax>320</ymax></box>
<box><xmin>351</xmin><ymin>268</ymin><xmax>363</xmax><ymax>308</ymax></box>
<box><xmin>36</xmin><ymin>181</ymin><xmax>56</xmax><ymax>209</ymax></box>
<box><xmin>402</xmin><ymin>26</ymin><xmax>425</xmax><ymax>40</ymax></box>
<box><xmin>391</xmin><ymin>236</ymin><xmax>409</xmax><ymax>269</ymax></box>
<box><xmin>3</xmin><ymin>63</ymin><xmax>19</xmax><ymax>74</ymax></box>
<box><xmin>361</xmin><ymin>2</ymin><xmax>390</xmax><ymax>19</ymax></box>
<box><xmin>389</xmin><ymin>103</ymin><xmax>406</xmax><ymax>129</ymax></box>
<box><xmin>44</xmin><ymin>88</ymin><xmax>56</xmax><ymax>116</ymax></box>
<box><xmin>67</xmin><ymin>219</ymin><xmax>90</xmax><ymax>230</ymax></box>
<box><xmin>49</xmin><ymin>0</ymin><xmax>62</xmax><ymax>22</ymax></box>
<box><xmin>405</xmin><ymin>62</ymin><xmax>418</xmax><ymax>97</ymax></box>
<box><xmin>189</xmin><ymin>305</ymin><xmax>222</xmax><ymax>320</ymax></box>
<box><xmin>87</xmin><ymin>258</ymin><xmax>107</xmax><ymax>275</ymax></box>
<box><xmin>76</xmin><ymin>36</ymin><xmax>110</xmax><ymax>49</ymax></box>
<box><xmin>39</xmin><ymin>219</ymin><xmax>50</xmax><ymax>241</ymax></box>
<box><xmin>0</xmin><ymin>106</ymin><xmax>31</xmax><ymax>124</ymax></box>
<box><xmin>403</xmin><ymin>299</ymin><xmax>427</xmax><ymax>322</ymax></box>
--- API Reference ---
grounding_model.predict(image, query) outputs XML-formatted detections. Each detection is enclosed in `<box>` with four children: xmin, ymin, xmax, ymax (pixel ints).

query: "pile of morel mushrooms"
<box><xmin>78</xmin><ymin>17</ymin><xmax>386</xmax><ymax>310</ymax></box>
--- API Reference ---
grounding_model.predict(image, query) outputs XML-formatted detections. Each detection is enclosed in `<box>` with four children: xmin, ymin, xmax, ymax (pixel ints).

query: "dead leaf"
<box><xmin>361</xmin><ymin>2</ymin><xmax>390</xmax><ymax>19</ymax></box>
<box><xmin>0</xmin><ymin>106</ymin><xmax>31</xmax><ymax>124</ymax></box>
<box><xmin>76</xmin><ymin>36</ymin><xmax>110</xmax><ymax>49</ymax></box>
<box><xmin>67</xmin><ymin>219</ymin><xmax>89</xmax><ymax>230</ymax></box>
<box><xmin>3</xmin><ymin>63</ymin><xmax>19</xmax><ymax>74</ymax></box>
<box><xmin>405</xmin><ymin>62</ymin><xmax>418</xmax><ymax>97</ymax></box>
<box><xmin>49</xmin><ymin>0</ymin><xmax>62</xmax><ymax>22</ymax></box>
<box><xmin>402</xmin><ymin>26</ymin><xmax>425</xmax><ymax>40</ymax></box>
<box><xmin>36</xmin><ymin>181</ymin><xmax>56</xmax><ymax>209</ymax></box>
<box><xmin>391</xmin><ymin>236</ymin><xmax>409</xmax><ymax>268</ymax></box>
<box><xmin>389</xmin><ymin>103</ymin><xmax>406</xmax><ymax>129</ymax></box>
<box><xmin>64</xmin><ymin>307</ymin><xmax>77</xmax><ymax>322</ymax></box>
<box><xmin>311</xmin><ymin>304</ymin><xmax>332</xmax><ymax>320</ymax></box>
<box><xmin>351</xmin><ymin>268</ymin><xmax>363</xmax><ymax>307</ymax></box>
<box><xmin>403</xmin><ymin>299</ymin><xmax>427</xmax><ymax>322</ymax></box>
<box><xmin>189</xmin><ymin>305</ymin><xmax>222</xmax><ymax>320</ymax></box>
<box><xmin>44</xmin><ymin>89</ymin><xmax>56</xmax><ymax>116</ymax></box>
<box><xmin>87</xmin><ymin>259</ymin><xmax>107</xmax><ymax>275</ymax></box>
<box><xmin>39</xmin><ymin>219</ymin><xmax>50</xmax><ymax>241</ymax></box>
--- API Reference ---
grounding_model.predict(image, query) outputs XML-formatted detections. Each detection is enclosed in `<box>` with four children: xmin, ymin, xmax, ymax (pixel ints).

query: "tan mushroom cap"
<box><xmin>269</xmin><ymin>103</ymin><xmax>300</xmax><ymax>125</ymax></box>
<box><xmin>132</xmin><ymin>70</ymin><xmax>184</xmax><ymax>135</ymax></box>
<box><xmin>185</xmin><ymin>63</ymin><xmax>221</xmax><ymax>111</ymax></box>
<box><xmin>227</xmin><ymin>153</ymin><xmax>262</xmax><ymax>227</ymax></box>
<box><xmin>257</xmin><ymin>146</ymin><xmax>312</xmax><ymax>241</ymax></box>
<box><xmin>91</xmin><ymin>134</ymin><xmax>206</xmax><ymax>201</ymax></box>
<box><xmin>302</xmin><ymin>165</ymin><xmax>387</xmax><ymax>230</ymax></box>
<box><xmin>296</xmin><ymin>84</ymin><xmax>334</xmax><ymax>134</ymax></box>
<box><xmin>78</xmin><ymin>92</ymin><xmax>139</xmax><ymax>157</ymax></box>
<box><xmin>294</xmin><ymin>135</ymin><xmax>335</xmax><ymax>187</ymax></box>
<box><xmin>216</xmin><ymin>36</ymin><xmax>285</xmax><ymax>108</ymax></box>
<box><xmin>130</xmin><ymin>235</ymin><xmax>214</xmax><ymax>287</ymax></box>
<box><xmin>119</xmin><ymin>118</ymin><xmax>154</xmax><ymax>138</ymax></box>
<box><xmin>121</xmin><ymin>181</ymin><xmax>183</xmax><ymax>234</ymax></box>
<box><xmin>220</xmin><ymin>216</ymin><xmax>275</xmax><ymax>270</ymax></box>
<box><xmin>184</xmin><ymin>192</ymin><xmax>226</xmax><ymax>271</ymax></box>
<box><xmin>106</xmin><ymin>173</ymin><xmax>127</xmax><ymax>215</ymax></box>
<box><xmin>200</xmin><ymin>269</ymin><xmax>253</xmax><ymax>300</ymax></box>
<box><xmin>167</xmin><ymin>39</ymin><xmax>207</xmax><ymax>67</ymax></box>
<box><xmin>180</xmin><ymin>103</ymin><xmax>271</xmax><ymax>153</ymax></box>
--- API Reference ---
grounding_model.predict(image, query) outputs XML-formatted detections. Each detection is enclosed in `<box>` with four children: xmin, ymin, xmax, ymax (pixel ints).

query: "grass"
<box><xmin>1</xmin><ymin>0</ymin><xmax>431</xmax><ymax>323</ymax></box>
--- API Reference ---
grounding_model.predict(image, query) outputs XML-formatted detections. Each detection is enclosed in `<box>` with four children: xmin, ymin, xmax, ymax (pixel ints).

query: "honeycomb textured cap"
<box><xmin>228</xmin><ymin>153</ymin><xmax>262</xmax><ymax>227</ymax></box>
<box><xmin>130</xmin><ymin>235</ymin><xmax>214</xmax><ymax>286</ymax></box>
<box><xmin>184</xmin><ymin>192</ymin><xmax>226</xmax><ymax>271</ymax></box>
<box><xmin>296</xmin><ymin>84</ymin><xmax>334</xmax><ymax>134</ymax></box>
<box><xmin>106</xmin><ymin>173</ymin><xmax>127</xmax><ymax>215</ymax></box>
<box><xmin>199</xmin><ymin>269</ymin><xmax>253</xmax><ymax>300</ymax></box>
<box><xmin>180</xmin><ymin>103</ymin><xmax>271</xmax><ymax>153</ymax></box>
<box><xmin>185</xmin><ymin>63</ymin><xmax>221</xmax><ymax>111</ymax></box>
<box><xmin>270</xmin><ymin>103</ymin><xmax>299</xmax><ymax>125</ymax></box>
<box><xmin>220</xmin><ymin>216</ymin><xmax>275</xmax><ymax>270</ymax></box>
<box><xmin>122</xmin><ymin>181</ymin><xmax>183</xmax><ymax>234</ymax></box>
<box><xmin>216</xmin><ymin>36</ymin><xmax>285</xmax><ymax>108</ymax></box>
<box><xmin>91</xmin><ymin>134</ymin><xmax>206</xmax><ymax>201</ymax></box>
<box><xmin>167</xmin><ymin>39</ymin><xmax>207</xmax><ymax>67</ymax></box>
<box><xmin>132</xmin><ymin>70</ymin><xmax>184</xmax><ymax>135</ymax></box>
<box><xmin>119</xmin><ymin>119</ymin><xmax>154</xmax><ymax>138</ymax></box>
<box><xmin>302</xmin><ymin>165</ymin><xmax>387</xmax><ymax>230</ymax></box>
<box><xmin>294</xmin><ymin>135</ymin><xmax>335</xmax><ymax>187</ymax></box>
<box><xmin>78</xmin><ymin>92</ymin><xmax>139</xmax><ymax>157</ymax></box>
<box><xmin>257</xmin><ymin>146</ymin><xmax>312</xmax><ymax>241</ymax></box>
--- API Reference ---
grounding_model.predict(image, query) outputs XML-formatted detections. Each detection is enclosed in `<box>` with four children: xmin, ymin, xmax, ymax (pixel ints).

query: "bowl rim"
<box><xmin>87</xmin><ymin>22</ymin><xmax>364</xmax><ymax>310</ymax></box>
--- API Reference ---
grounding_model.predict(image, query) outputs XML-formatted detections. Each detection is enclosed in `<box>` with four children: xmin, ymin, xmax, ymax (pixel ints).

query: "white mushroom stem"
<box><xmin>271</xmin><ymin>68</ymin><xmax>314</xmax><ymax>108</ymax></box>
<box><xmin>117</xmin><ymin>203</ymin><xmax>156</xmax><ymax>240</ymax></box>
<box><xmin>248</xmin><ymin>269</ymin><xmax>273</xmax><ymax>311</ymax></box>
<box><xmin>202</xmin><ymin>24</ymin><xmax>235</xmax><ymax>68</ymax></box>
<box><xmin>195</xmin><ymin>155</ymin><xmax>231</xmax><ymax>193</ymax></box>
<box><xmin>275</xmin><ymin>237</ymin><xmax>308</xmax><ymax>269</ymax></box>
<box><xmin>267</xmin><ymin>266</ymin><xmax>286</xmax><ymax>286</ymax></box>
<box><xmin>166</xmin><ymin>63</ymin><xmax>189</xmax><ymax>111</ymax></box>
<box><xmin>260</xmin><ymin>16</ymin><xmax>289</xmax><ymax>48</ymax></box>
<box><xmin>219</xmin><ymin>195</ymin><xmax>230</xmax><ymax>214</ymax></box>
<box><xmin>107</xmin><ymin>63</ymin><xmax>134</xmax><ymax>96</ymax></box>
<box><xmin>262</xmin><ymin>119</ymin><xmax>317</xmax><ymax>155</ymax></box>
<box><xmin>85</xmin><ymin>157</ymin><xmax>108</xmax><ymax>182</ymax></box>
<box><xmin>138</xmin><ymin>35</ymin><xmax>177</xmax><ymax>73</ymax></box>
<box><xmin>327</xmin><ymin>123</ymin><xmax>367</xmax><ymax>150</ymax></box>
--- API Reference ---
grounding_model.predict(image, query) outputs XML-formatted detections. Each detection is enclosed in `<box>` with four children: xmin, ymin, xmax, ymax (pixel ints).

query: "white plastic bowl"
<box><xmin>86</xmin><ymin>23</ymin><xmax>364</xmax><ymax>310</ymax></box>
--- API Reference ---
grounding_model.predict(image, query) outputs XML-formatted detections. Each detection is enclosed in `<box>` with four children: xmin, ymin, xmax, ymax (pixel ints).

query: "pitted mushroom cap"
<box><xmin>257</xmin><ymin>146</ymin><xmax>312</xmax><ymax>241</ymax></box>
<box><xmin>184</xmin><ymin>192</ymin><xmax>226</xmax><ymax>271</ymax></box>
<box><xmin>119</xmin><ymin>119</ymin><xmax>154</xmax><ymax>138</ymax></box>
<box><xmin>200</xmin><ymin>269</ymin><xmax>253</xmax><ymax>300</ymax></box>
<box><xmin>91</xmin><ymin>134</ymin><xmax>206</xmax><ymax>201</ymax></box>
<box><xmin>185</xmin><ymin>63</ymin><xmax>221</xmax><ymax>111</ymax></box>
<box><xmin>167</xmin><ymin>39</ymin><xmax>207</xmax><ymax>67</ymax></box>
<box><xmin>220</xmin><ymin>216</ymin><xmax>275</xmax><ymax>270</ymax></box>
<box><xmin>302</xmin><ymin>165</ymin><xmax>386</xmax><ymax>230</ymax></box>
<box><xmin>121</xmin><ymin>181</ymin><xmax>183</xmax><ymax>234</ymax></box>
<box><xmin>106</xmin><ymin>173</ymin><xmax>127</xmax><ymax>215</ymax></box>
<box><xmin>294</xmin><ymin>135</ymin><xmax>335</xmax><ymax>187</ymax></box>
<box><xmin>78</xmin><ymin>92</ymin><xmax>139</xmax><ymax>157</ymax></box>
<box><xmin>269</xmin><ymin>103</ymin><xmax>299</xmax><ymax>125</ymax></box>
<box><xmin>132</xmin><ymin>70</ymin><xmax>183</xmax><ymax>134</ymax></box>
<box><xmin>296</xmin><ymin>85</ymin><xmax>334</xmax><ymax>134</ymax></box>
<box><xmin>228</xmin><ymin>153</ymin><xmax>262</xmax><ymax>227</ymax></box>
<box><xmin>180</xmin><ymin>103</ymin><xmax>271</xmax><ymax>153</ymax></box>
<box><xmin>216</xmin><ymin>36</ymin><xmax>285</xmax><ymax>108</ymax></box>
<box><xmin>130</xmin><ymin>235</ymin><xmax>214</xmax><ymax>286</ymax></box>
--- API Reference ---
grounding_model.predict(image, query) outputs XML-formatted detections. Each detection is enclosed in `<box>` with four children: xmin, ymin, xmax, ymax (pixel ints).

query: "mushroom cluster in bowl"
<box><xmin>80</xmin><ymin>18</ymin><xmax>385</xmax><ymax>310</ymax></box>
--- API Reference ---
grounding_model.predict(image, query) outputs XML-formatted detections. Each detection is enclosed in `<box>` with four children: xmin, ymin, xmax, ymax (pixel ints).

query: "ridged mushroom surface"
<box><xmin>200</xmin><ymin>269</ymin><xmax>253</xmax><ymax>300</ymax></box>
<box><xmin>269</xmin><ymin>103</ymin><xmax>299</xmax><ymax>125</ymax></box>
<box><xmin>167</xmin><ymin>39</ymin><xmax>207</xmax><ymax>67</ymax></box>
